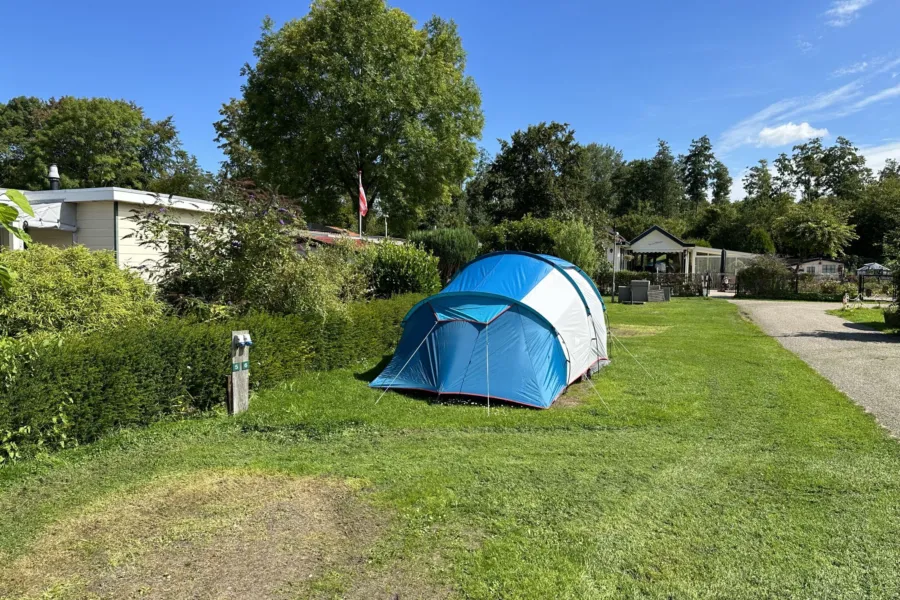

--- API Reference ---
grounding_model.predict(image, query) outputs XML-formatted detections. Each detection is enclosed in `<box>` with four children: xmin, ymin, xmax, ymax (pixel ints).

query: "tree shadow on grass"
<box><xmin>783</xmin><ymin>323</ymin><xmax>900</xmax><ymax>343</ymax></box>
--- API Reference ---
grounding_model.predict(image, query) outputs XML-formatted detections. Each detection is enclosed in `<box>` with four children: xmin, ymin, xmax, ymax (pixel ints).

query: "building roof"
<box><xmin>785</xmin><ymin>257</ymin><xmax>845</xmax><ymax>266</ymax></box>
<box><xmin>628</xmin><ymin>225</ymin><xmax>693</xmax><ymax>248</ymax></box>
<box><xmin>1</xmin><ymin>187</ymin><xmax>217</xmax><ymax>213</ymax></box>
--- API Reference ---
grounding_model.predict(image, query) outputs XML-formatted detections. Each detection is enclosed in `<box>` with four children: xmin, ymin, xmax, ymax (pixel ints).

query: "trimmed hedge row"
<box><xmin>0</xmin><ymin>294</ymin><xmax>422</xmax><ymax>457</ymax></box>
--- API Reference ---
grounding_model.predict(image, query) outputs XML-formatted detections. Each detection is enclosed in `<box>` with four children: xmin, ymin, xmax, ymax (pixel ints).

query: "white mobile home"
<box><xmin>0</xmin><ymin>185</ymin><xmax>214</xmax><ymax>276</ymax></box>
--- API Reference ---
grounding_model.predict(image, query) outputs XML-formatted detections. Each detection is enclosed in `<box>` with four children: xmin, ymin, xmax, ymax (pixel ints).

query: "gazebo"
<box><xmin>857</xmin><ymin>263</ymin><xmax>892</xmax><ymax>277</ymax></box>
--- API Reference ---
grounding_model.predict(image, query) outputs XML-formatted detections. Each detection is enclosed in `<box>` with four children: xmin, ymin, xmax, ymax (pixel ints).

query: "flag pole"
<box><xmin>358</xmin><ymin>169</ymin><xmax>363</xmax><ymax>237</ymax></box>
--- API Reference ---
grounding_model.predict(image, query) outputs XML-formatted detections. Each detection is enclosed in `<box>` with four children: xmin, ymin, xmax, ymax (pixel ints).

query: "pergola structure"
<box><xmin>626</xmin><ymin>225</ymin><xmax>757</xmax><ymax>276</ymax></box>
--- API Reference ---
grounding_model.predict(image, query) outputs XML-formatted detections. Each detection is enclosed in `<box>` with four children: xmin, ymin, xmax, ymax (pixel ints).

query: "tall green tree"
<box><xmin>0</xmin><ymin>96</ymin><xmax>210</xmax><ymax>196</ymax></box>
<box><xmin>0</xmin><ymin>97</ymin><xmax>46</xmax><ymax>188</ymax></box>
<box><xmin>849</xmin><ymin>176</ymin><xmax>900</xmax><ymax>259</ymax></box>
<box><xmin>480</xmin><ymin>122</ymin><xmax>587</xmax><ymax>222</ymax></box>
<box><xmin>581</xmin><ymin>142</ymin><xmax>623</xmax><ymax>214</ymax></box>
<box><xmin>881</xmin><ymin>159</ymin><xmax>900</xmax><ymax>182</ymax></box>
<box><xmin>648</xmin><ymin>140</ymin><xmax>684</xmax><ymax>216</ymax></box>
<box><xmin>213</xmin><ymin>99</ymin><xmax>262</xmax><ymax>182</ymax></box>
<box><xmin>777</xmin><ymin>199</ymin><xmax>857</xmax><ymax>264</ymax></box>
<box><xmin>681</xmin><ymin>135</ymin><xmax>715</xmax><ymax>210</ymax></box>
<box><xmin>822</xmin><ymin>136</ymin><xmax>872</xmax><ymax>204</ymax></box>
<box><xmin>772</xmin><ymin>152</ymin><xmax>795</xmax><ymax>196</ymax></box>
<box><xmin>235</xmin><ymin>0</ymin><xmax>484</xmax><ymax>233</ymax></box>
<box><xmin>743</xmin><ymin>159</ymin><xmax>773</xmax><ymax>203</ymax></box>
<box><xmin>710</xmin><ymin>160</ymin><xmax>732</xmax><ymax>205</ymax></box>
<box><xmin>792</xmin><ymin>138</ymin><xmax>826</xmax><ymax>202</ymax></box>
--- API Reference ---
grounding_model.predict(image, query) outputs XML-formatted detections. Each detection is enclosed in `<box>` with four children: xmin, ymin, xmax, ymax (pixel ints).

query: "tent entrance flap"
<box><xmin>371</xmin><ymin>303</ymin><xmax>567</xmax><ymax>408</ymax></box>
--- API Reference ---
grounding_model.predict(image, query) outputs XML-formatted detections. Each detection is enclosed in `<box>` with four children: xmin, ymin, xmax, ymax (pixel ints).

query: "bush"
<box><xmin>478</xmin><ymin>215</ymin><xmax>557</xmax><ymax>255</ymax></box>
<box><xmin>736</xmin><ymin>256</ymin><xmax>793</xmax><ymax>298</ymax></box>
<box><xmin>736</xmin><ymin>256</ymin><xmax>856</xmax><ymax>301</ymax></box>
<box><xmin>554</xmin><ymin>221</ymin><xmax>599</xmax><ymax>276</ymax></box>
<box><xmin>477</xmin><ymin>216</ymin><xmax>599</xmax><ymax>275</ymax></box>
<box><xmin>884</xmin><ymin>305</ymin><xmax>900</xmax><ymax>328</ymax></box>
<box><xmin>365</xmin><ymin>242</ymin><xmax>441</xmax><ymax>298</ymax></box>
<box><xmin>408</xmin><ymin>228</ymin><xmax>479</xmax><ymax>281</ymax></box>
<box><xmin>0</xmin><ymin>295</ymin><xmax>422</xmax><ymax>460</ymax></box>
<box><xmin>0</xmin><ymin>245</ymin><xmax>162</xmax><ymax>337</ymax></box>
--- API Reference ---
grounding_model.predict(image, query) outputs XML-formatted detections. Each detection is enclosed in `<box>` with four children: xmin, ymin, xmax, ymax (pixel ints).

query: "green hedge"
<box><xmin>0</xmin><ymin>294</ymin><xmax>421</xmax><ymax>459</ymax></box>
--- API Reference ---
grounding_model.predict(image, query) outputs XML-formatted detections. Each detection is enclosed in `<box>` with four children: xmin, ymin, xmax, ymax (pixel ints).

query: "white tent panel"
<box><xmin>520</xmin><ymin>269</ymin><xmax>595</xmax><ymax>384</ymax></box>
<box><xmin>568</xmin><ymin>268</ymin><xmax>608</xmax><ymax>362</ymax></box>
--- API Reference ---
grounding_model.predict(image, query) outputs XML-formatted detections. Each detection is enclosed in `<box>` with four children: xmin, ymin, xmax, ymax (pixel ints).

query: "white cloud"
<box><xmin>860</xmin><ymin>141</ymin><xmax>900</xmax><ymax>173</ymax></box>
<box><xmin>833</xmin><ymin>61</ymin><xmax>869</xmax><ymax>77</ymax></box>
<box><xmin>797</xmin><ymin>38</ymin><xmax>814</xmax><ymax>54</ymax></box>
<box><xmin>757</xmin><ymin>122</ymin><xmax>829</xmax><ymax>147</ymax></box>
<box><xmin>718</xmin><ymin>82</ymin><xmax>860</xmax><ymax>152</ymax></box>
<box><xmin>825</xmin><ymin>0</ymin><xmax>873</xmax><ymax>27</ymax></box>
<box><xmin>849</xmin><ymin>82</ymin><xmax>900</xmax><ymax>111</ymax></box>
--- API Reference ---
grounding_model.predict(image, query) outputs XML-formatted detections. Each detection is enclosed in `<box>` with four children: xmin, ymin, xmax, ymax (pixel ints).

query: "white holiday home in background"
<box><xmin>0</xmin><ymin>184</ymin><xmax>214</xmax><ymax>277</ymax></box>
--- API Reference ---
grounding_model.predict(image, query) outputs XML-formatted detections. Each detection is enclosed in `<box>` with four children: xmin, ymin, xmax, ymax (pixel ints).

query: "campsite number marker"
<box><xmin>228</xmin><ymin>330</ymin><xmax>252</xmax><ymax>415</ymax></box>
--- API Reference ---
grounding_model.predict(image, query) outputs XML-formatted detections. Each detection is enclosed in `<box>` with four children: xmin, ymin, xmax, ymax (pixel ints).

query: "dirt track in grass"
<box><xmin>0</xmin><ymin>471</ymin><xmax>444</xmax><ymax>600</ymax></box>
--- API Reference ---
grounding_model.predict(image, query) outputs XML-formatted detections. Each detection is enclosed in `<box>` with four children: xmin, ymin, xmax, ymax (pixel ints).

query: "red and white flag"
<box><xmin>358</xmin><ymin>170</ymin><xmax>368</xmax><ymax>217</ymax></box>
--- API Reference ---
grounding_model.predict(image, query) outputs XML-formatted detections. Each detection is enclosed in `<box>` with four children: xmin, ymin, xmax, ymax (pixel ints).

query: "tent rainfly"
<box><xmin>370</xmin><ymin>251</ymin><xmax>609</xmax><ymax>408</ymax></box>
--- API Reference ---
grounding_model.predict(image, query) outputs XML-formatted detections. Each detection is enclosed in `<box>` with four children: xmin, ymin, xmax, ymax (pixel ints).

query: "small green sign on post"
<box><xmin>227</xmin><ymin>330</ymin><xmax>251</xmax><ymax>415</ymax></box>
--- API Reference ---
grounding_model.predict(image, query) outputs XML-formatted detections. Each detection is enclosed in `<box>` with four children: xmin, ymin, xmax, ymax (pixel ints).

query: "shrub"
<box><xmin>737</xmin><ymin>255</ymin><xmax>857</xmax><ymax>301</ymax></box>
<box><xmin>735</xmin><ymin>256</ymin><xmax>793</xmax><ymax>298</ymax></box>
<box><xmin>477</xmin><ymin>216</ymin><xmax>599</xmax><ymax>275</ymax></box>
<box><xmin>884</xmin><ymin>305</ymin><xmax>900</xmax><ymax>328</ymax></box>
<box><xmin>408</xmin><ymin>228</ymin><xmax>479</xmax><ymax>281</ymax></box>
<box><xmin>129</xmin><ymin>182</ymin><xmax>323</xmax><ymax>317</ymax></box>
<box><xmin>0</xmin><ymin>245</ymin><xmax>162</xmax><ymax>337</ymax></box>
<box><xmin>554</xmin><ymin>221</ymin><xmax>599</xmax><ymax>276</ymax></box>
<box><xmin>0</xmin><ymin>294</ymin><xmax>422</xmax><ymax>459</ymax></box>
<box><xmin>478</xmin><ymin>215</ymin><xmax>557</xmax><ymax>255</ymax></box>
<box><xmin>365</xmin><ymin>242</ymin><xmax>440</xmax><ymax>298</ymax></box>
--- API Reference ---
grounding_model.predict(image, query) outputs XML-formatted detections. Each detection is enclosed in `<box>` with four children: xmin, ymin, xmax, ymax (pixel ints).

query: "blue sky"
<box><xmin>3</xmin><ymin>0</ymin><xmax>900</xmax><ymax>199</ymax></box>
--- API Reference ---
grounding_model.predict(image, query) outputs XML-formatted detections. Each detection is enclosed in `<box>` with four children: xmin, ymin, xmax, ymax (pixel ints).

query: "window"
<box><xmin>822</xmin><ymin>264</ymin><xmax>838</xmax><ymax>275</ymax></box>
<box><xmin>805</xmin><ymin>266</ymin><xmax>816</xmax><ymax>274</ymax></box>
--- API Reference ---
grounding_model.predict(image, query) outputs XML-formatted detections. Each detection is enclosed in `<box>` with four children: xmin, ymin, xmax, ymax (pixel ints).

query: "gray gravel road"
<box><xmin>731</xmin><ymin>300</ymin><xmax>900</xmax><ymax>435</ymax></box>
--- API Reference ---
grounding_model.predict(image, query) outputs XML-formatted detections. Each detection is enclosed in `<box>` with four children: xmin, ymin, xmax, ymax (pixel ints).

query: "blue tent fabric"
<box><xmin>370</xmin><ymin>251</ymin><xmax>607</xmax><ymax>409</ymax></box>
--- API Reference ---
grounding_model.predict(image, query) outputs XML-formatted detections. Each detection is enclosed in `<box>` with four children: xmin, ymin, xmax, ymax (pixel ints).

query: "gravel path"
<box><xmin>732</xmin><ymin>300</ymin><xmax>900</xmax><ymax>436</ymax></box>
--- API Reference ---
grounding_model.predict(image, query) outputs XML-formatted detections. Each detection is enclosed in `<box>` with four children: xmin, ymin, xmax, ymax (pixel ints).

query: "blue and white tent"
<box><xmin>370</xmin><ymin>251</ymin><xmax>609</xmax><ymax>408</ymax></box>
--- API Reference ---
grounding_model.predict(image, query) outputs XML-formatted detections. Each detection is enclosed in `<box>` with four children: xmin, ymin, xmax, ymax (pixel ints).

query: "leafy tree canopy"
<box><xmin>477</xmin><ymin>122</ymin><xmax>587</xmax><ymax>222</ymax></box>
<box><xmin>776</xmin><ymin>199</ymin><xmax>858</xmax><ymax>262</ymax></box>
<box><xmin>234</xmin><ymin>0</ymin><xmax>484</xmax><ymax>234</ymax></box>
<box><xmin>0</xmin><ymin>96</ymin><xmax>211</xmax><ymax>197</ymax></box>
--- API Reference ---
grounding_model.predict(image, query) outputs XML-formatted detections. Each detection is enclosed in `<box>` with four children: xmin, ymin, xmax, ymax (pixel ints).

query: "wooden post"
<box><xmin>228</xmin><ymin>330</ymin><xmax>250</xmax><ymax>415</ymax></box>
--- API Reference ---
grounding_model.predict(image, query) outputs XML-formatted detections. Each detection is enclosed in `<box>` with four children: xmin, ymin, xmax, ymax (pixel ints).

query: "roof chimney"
<box><xmin>48</xmin><ymin>164</ymin><xmax>60</xmax><ymax>191</ymax></box>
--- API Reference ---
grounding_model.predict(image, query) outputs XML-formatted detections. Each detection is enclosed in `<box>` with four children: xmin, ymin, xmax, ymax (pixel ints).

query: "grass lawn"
<box><xmin>2</xmin><ymin>299</ymin><xmax>900</xmax><ymax>599</ymax></box>
<box><xmin>828</xmin><ymin>306</ymin><xmax>900</xmax><ymax>335</ymax></box>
